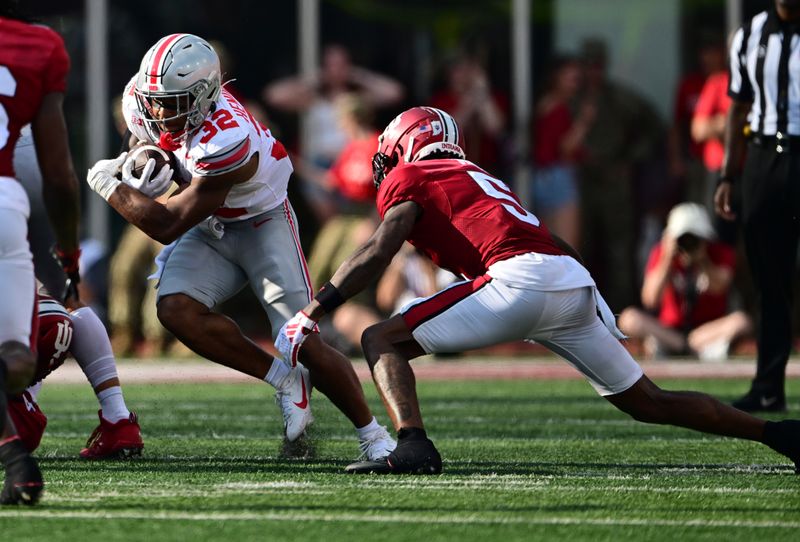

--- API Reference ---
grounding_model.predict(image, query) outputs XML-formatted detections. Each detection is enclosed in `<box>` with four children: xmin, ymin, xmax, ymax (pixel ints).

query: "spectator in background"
<box><xmin>577</xmin><ymin>37</ymin><xmax>664</xmax><ymax>311</ymax></box>
<box><xmin>210</xmin><ymin>40</ymin><xmax>270</xmax><ymax>127</ymax></box>
<box><xmin>669</xmin><ymin>36</ymin><xmax>727</xmax><ymax>206</ymax></box>
<box><xmin>263</xmin><ymin>44</ymin><xmax>404</xmax><ymax>222</ymax></box>
<box><xmin>429</xmin><ymin>54</ymin><xmax>508</xmax><ymax>174</ymax></box>
<box><xmin>106</xmin><ymin>95</ymin><xmax>178</xmax><ymax>356</ymax></box>
<box><xmin>531</xmin><ymin>55</ymin><xmax>593</xmax><ymax>248</ymax></box>
<box><xmin>691</xmin><ymin>56</ymin><xmax>739</xmax><ymax>247</ymax></box>
<box><xmin>618</xmin><ymin>203</ymin><xmax>752</xmax><ymax>360</ymax></box>
<box><xmin>306</xmin><ymin>94</ymin><xmax>383</xmax><ymax>352</ymax></box>
<box><xmin>376</xmin><ymin>245</ymin><xmax>458</xmax><ymax>317</ymax></box>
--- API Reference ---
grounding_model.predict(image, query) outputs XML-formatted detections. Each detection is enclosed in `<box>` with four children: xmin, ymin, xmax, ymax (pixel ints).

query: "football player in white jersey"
<box><xmin>86</xmin><ymin>34</ymin><xmax>394</xmax><ymax>461</ymax></box>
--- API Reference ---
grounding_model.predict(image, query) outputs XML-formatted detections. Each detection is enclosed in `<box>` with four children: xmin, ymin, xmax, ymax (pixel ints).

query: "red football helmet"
<box><xmin>372</xmin><ymin>106</ymin><xmax>465</xmax><ymax>188</ymax></box>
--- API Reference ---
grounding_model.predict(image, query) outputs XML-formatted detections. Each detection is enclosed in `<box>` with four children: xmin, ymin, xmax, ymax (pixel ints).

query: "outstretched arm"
<box><xmin>305</xmin><ymin>201</ymin><xmax>420</xmax><ymax>320</ymax></box>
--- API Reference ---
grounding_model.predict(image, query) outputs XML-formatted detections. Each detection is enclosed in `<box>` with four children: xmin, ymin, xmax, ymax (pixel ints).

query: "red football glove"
<box><xmin>52</xmin><ymin>245</ymin><xmax>81</xmax><ymax>303</ymax></box>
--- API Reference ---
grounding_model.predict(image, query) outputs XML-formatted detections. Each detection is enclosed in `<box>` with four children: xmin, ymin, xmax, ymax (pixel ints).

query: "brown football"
<box><xmin>129</xmin><ymin>145</ymin><xmax>175</xmax><ymax>178</ymax></box>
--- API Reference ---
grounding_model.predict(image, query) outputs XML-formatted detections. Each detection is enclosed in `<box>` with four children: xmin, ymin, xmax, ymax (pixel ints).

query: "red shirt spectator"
<box><xmin>693</xmin><ymin>72</ymin><xmax>730</xmax><ymax>171</ymax></box>
<box><xmin>533</xmin><ymin>103</ymin><xmax>573</xmax><ymax>167</ymax></box>
<box><xmin>326</xmin><ymin>132</ymin><xmax>378</xmax><ymax>202</ymax></box>
<box><xmin>646</xmin><ymin>240</ymin><xmax>736</xmax><ymax>329</ymax></box>
<box><xmin>673</xmin><ymin>72</ymin><xmax>707</xmax><ymax>160</ymax></box>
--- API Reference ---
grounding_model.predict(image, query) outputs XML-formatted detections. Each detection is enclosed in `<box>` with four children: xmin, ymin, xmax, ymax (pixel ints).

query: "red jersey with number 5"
<box><xmin>0</xmin><ymin>17</ymin><xmax>70</xmax><ymax>177</ymax></box>
<box><xmin>376</xmin><ymin>159</ymin><xmax>565</xmax><ymax>279</ymax></box>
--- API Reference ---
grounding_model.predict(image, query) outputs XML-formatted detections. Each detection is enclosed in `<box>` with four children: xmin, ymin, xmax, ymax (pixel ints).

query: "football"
<box><xmin>127</xmin><ymin>144</ymin><xmax>176</xmax><ymax>179</ymax></box>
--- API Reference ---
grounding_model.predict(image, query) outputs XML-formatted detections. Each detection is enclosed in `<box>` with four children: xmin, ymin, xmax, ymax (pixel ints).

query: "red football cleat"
<box><xmin>79</xmin><ymin>411</ymin><xmax>144</xmax><ymax>459</ymax></box>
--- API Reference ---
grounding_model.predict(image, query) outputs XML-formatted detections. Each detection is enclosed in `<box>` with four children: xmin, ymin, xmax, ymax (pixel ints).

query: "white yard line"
<box><xmin>0</xmin><ymin>509</ymin><xmax>797</xmax><ymax>529</ymax></box>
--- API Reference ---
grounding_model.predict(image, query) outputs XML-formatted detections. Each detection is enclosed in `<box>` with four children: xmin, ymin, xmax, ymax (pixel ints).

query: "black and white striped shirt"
<box><xmin>729</xmin><ymin>9</ymin><xmax>800</xmax><ymax>136</ymax></box>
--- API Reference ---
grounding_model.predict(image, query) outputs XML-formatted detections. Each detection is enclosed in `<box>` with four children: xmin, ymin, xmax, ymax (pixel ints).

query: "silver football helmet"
<box><xmin>134</xmin><ymin>34</ymin><xmax>221</xmax><ymax>141</ymax></box>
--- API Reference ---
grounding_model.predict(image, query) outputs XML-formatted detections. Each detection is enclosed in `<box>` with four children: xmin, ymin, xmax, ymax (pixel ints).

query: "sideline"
<box><xmin>44</xmin><ymin>357</ymin><xmax>800</xmax><ymax>384</ymax></box>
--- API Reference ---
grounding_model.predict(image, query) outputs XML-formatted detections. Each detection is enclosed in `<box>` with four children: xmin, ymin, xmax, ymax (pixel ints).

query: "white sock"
<box><xmin>69</xmin><ymin>307</ymin><xmax>120</xmax><ymax>387</ymax></box>
<box><xmin>264</xmin><ymin>358</ymin><xmax>291</xmax><ymax>389</ymax></box>
<box><xmin>97</xmin><ymin>386</ymin><xmax>130</xmax><ymax>422</ymax></box>
<box><xmin>356</xmin><ymin>417</ymin><xmax>381</xmax><ymax>439</ymax></box>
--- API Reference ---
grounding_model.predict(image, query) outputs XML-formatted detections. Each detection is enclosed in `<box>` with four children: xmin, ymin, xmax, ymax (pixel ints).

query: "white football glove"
<box><xmin>121</xmin><ymin>149</ymin><xmax>173</xmax><ymax>199</ymax></box>
<box><xmin>86</xmin><ymin>153</ymin><xmax>126</xmax><ymax>201</ymax></box>
<box><xmin>275</xmin><ymin>311</ymin><xmax>318</xmax><ymax>366</ymax></box>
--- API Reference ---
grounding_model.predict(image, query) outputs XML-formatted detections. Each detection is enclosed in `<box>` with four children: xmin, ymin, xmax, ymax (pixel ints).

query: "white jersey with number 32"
<box><xmin>122</xmin><ymin>79</ymin><xmax>292</xmax><ymax>221</ymax></box>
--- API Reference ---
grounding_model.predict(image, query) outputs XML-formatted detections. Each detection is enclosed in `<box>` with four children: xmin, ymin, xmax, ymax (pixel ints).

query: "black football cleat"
<box><xmin>762</xmin><ymin>420</ymin><xmax>800</xmax><ymax>473</ymax></box>
<box><xmin>732</xmin><ymin>392</ymin><xmax>787</xmax><ymax>413</ymax></box>
<box><xmin>0</xmin><ymin>438</ymin><xmax>44</xmax><ymax>505</ymax></box>
<box><xmin>344</xmin><ymin>427</ymin><xmax>442</xmax><ymax>475</ymax></box>
<box><xmin>385</xmin><ymin>437</ymin><xmax>442</xmax><ymax>474</ymax></box>
<box><xmin>344</xmin><ymin>459</ymin><xmax>393</xmax><ymax>474</ymax></box>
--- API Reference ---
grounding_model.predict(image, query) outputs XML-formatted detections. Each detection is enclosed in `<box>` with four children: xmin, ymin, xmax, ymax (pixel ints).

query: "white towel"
<box><xmin>593</xmin><ymin>286</ymin><xmax>627</xmax><ymax>340</ymax></box>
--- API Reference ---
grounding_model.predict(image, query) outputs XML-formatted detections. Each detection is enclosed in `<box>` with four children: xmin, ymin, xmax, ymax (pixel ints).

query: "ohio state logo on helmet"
<box><xmin>372</xmin><ymin>106</ymin><xmax>466</xmax><ymax>188</ymax></box>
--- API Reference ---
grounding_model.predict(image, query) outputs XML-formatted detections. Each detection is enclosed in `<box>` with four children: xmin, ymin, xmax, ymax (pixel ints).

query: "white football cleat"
<box><xmin>275</xmin><ymin>364</ymin><xmax>313</xmax><ymax>442</ymax></box>
<box><xmin>358</xmin><ymin>424</ymin><xmax>396</xmax><ymax>461</ymax></box>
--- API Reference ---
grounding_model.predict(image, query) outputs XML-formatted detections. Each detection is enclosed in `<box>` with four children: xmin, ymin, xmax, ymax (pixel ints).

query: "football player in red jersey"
<box><xmin>277</xmin><ymin>106</ymin><xmax>800</xmax><ymax>475</ymax></box>
<box><xmin>0</xmin><ymin>1</ymin><xmax>81</xmax><ymax>504</ymax></box>
<box><xmin>6</xmin><ymin>289</ymin><xmax>144</xmax><ymax>459</ymax></box>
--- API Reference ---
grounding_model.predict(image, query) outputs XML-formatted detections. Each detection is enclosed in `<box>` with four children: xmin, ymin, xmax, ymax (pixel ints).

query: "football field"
<box><xmin>1</xmin><ymin>361</ymin><xmax>799</xmax><ymax>541</ymax></box>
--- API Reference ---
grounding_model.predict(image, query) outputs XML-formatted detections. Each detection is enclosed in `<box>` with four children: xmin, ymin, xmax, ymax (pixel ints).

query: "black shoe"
<box><xmin>344</xmin><ymin>428</ymin><xmax>442</xmax><ymax>475</ymax></box>
<box><xmin>732</xmin><ymin>392</ymin><xmax>786</xmax><ymax>413</ymax></box>
<box><xmin>762</xmin><ymin>420</ymin><xmax>800</xmax><ymax>473</ymax></box>
<box><xmin>0</xmin><ymin>438</ymin><xmax>43</xmax><ymax>505</ymax></box>
<box><xmin>344</xmin><ymin>458</ymin><xmax>393</xmax><ymax>474</ymax></box>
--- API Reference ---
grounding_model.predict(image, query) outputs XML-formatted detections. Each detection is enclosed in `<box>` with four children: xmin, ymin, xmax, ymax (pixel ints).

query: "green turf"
<box><xmin>1</xmin><ymin>376</ymin><xmax>799</xmax><ymax>541</ymax></box>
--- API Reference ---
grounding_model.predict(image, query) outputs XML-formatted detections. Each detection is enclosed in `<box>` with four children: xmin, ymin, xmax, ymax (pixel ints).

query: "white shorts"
<box><xmin>0</xmin><ymin>197</ymin><xmax>36</xmax><ymax>345</ymax></box>
<box><xmin>158</xmin><ymin>199</ymin><xmax>314</xmax><ymax>341</ymax></box>
<box><xmin>401</xmin><ymin>277</ymin><xmax>643</xmax><ymax>396</ymax></box>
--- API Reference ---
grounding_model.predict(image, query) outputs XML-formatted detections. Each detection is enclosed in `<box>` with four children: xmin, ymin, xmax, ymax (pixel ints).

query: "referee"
<box><xmin>715</xmin><ymin>0</ymin><xmax>800</xmax><ymax>412</ymax></box>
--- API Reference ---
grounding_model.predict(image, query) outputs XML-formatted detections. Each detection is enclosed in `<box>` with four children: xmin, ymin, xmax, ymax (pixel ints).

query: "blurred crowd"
<box><xmin>88</xmin><ymin>34</ymin><xmax>768</xmax><ymax>361</ymax></box>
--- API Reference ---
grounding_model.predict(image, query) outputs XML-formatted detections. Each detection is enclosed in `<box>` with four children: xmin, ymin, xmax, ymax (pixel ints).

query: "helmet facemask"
<box><xmin>135</xmin><ymin>78</ymin><xmax>217</xmax><ymax>143</ymax></box>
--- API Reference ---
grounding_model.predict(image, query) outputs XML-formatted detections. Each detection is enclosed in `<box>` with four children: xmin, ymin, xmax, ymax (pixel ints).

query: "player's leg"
<box><xmin>0</xmin><ymin>203</ymin><xmax>42</xmax><ymax>504</ymax></box>
<box><xmin>243</xmin><ymin>201</ymin><xmax>392</xmax><ymax>451</ymax></box>
<box><xmin>156</xmin><ymin>227</ymin><xmax>310</xmax><ymax>440</ymax></box>
<box><xmin>68</xmin><ymin>306</ymin><xmax>143</xmax><ymax>459</ymax></box>
<box><xmin>353</xmin><ymin>275</ymin><xmax>524</xmax><ymax>474</ymax></box>
<box><xmin>539</xmin><ymin>287</ymin><xmax>800</xmax><ymax>470</ymax></box>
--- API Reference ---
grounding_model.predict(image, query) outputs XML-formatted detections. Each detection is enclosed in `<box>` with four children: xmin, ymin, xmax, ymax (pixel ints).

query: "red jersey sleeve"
<box><xmin>376</xmin><ymin>164</ymin><xmax>431</xmax><ymax>219</ymax></box>
<box><xmin>42</xmin><ymin>29</ymin><xmax>70</xmax><ymax>94</ymax></box>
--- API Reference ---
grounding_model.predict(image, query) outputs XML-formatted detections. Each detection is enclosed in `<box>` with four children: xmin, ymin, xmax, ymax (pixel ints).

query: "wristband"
<box><xmin>315</xmin><ymin>281</ymin><xmax>346</xmax><ymax>313</ymax></box>
<box><xmin>53</xmin><ymin>245</ymin><xmax>81</xmax><ymax>274</ymax></box>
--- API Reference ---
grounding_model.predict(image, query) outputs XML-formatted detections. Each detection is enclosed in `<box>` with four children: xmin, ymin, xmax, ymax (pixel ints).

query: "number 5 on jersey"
<box><xmin>467</xmin><ymin>169</ymin><xmax>540</xmax><ymax>227</ymax></box>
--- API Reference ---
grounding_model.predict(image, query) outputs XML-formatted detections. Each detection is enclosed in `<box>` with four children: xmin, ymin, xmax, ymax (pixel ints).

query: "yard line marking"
<box><xmin>0</xmin><ymin>510</ymin><xmax>799</xmax><ymax>529</ymax></box>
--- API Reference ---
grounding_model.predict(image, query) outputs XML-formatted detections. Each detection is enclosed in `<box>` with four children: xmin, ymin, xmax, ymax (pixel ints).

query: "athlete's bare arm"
<box><xmin>107</xmin><ymin>152</ymin><xmax>259</xmax><ymax>244</ymax></box>
<box><xmin>304</xmin><ymin>201</ymin><xmax>420</xmax><ymax>320</ymax></box>
<box><xmin>31</xmin><ymin>93</ymin><xmax>80</xmax><ymax>254</ymax></box>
